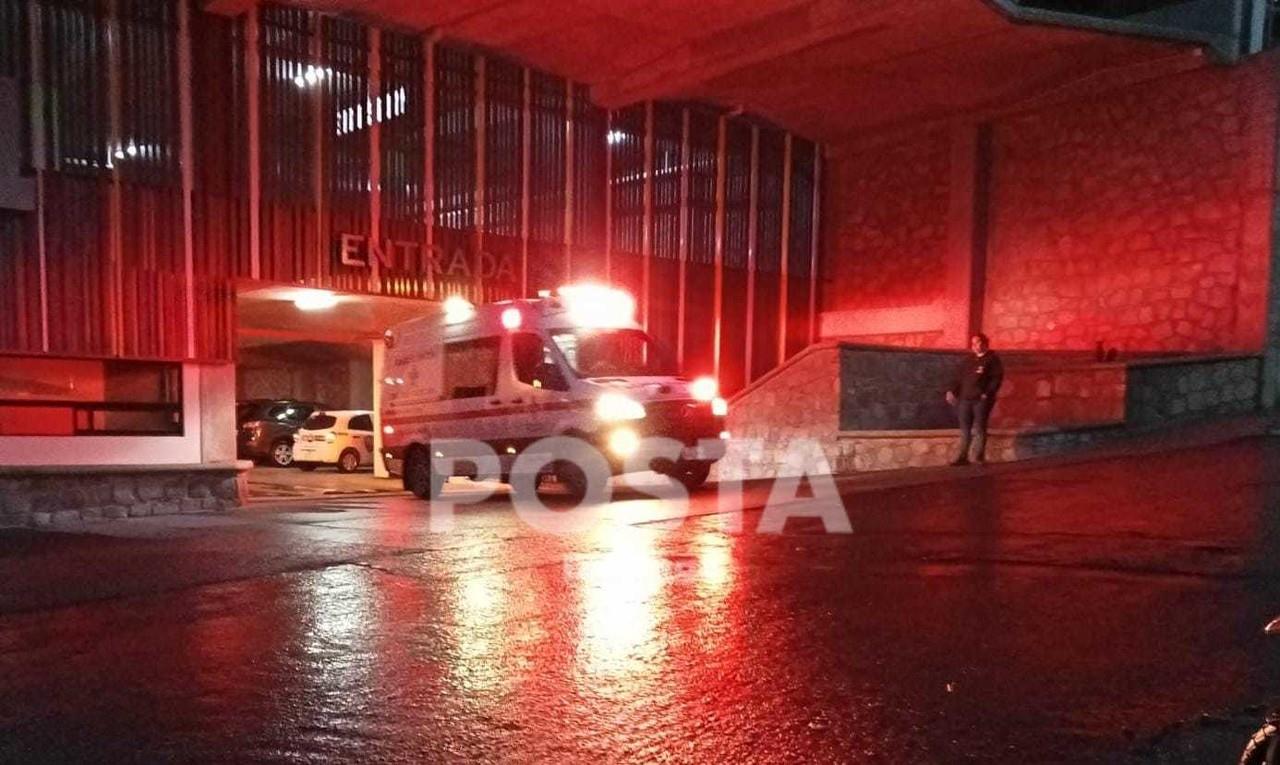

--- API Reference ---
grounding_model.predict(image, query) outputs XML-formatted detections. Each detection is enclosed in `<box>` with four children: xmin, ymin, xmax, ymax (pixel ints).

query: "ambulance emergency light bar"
<box><xmin>556</xmin><ymin>284</ymin><xmax>636</xmax><ymax>328</ymax></box>
<box><xmin>440</xmin><ymin>284</ymin><xmax>637</xmax><ymax>328</ymax></box>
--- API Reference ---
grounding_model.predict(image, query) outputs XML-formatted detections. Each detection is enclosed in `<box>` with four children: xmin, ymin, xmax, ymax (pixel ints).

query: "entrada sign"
<box><xmin>337</xmin><ymin>233</ymin><xmax>516</xmax><ymax>283</ymax></box>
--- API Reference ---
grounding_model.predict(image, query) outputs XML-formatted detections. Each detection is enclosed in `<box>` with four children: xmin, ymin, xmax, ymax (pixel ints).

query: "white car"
<box><xmin>293</xmin><ymin>410</ymin><xmax>376</xmax><ymax>473</ymax></box>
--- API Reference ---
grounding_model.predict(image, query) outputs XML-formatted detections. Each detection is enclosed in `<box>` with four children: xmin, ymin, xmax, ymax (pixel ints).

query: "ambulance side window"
<box><xmin>443</xmin><ymin>337</ymin><xmax>500</xmax><ymax>399</ymax></box>
<box><xmin>512</xmin><ymin>333</ymin><xmax>567</xmax><ymax>391</ymax></box>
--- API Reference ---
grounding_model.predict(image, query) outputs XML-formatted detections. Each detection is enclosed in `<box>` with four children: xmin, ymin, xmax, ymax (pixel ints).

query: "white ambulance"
<box><xmin>379</xmin><ymin>284</ymin><xmax>728</xmax><ymax>500</ymax></box>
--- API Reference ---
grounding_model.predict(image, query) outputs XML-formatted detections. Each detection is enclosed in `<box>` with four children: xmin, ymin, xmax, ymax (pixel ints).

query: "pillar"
<box><xmin>941</xmin><ymin>122</ymin><xmax>990</xmax><ymax>348</ymax></box>
<box><xmin>371</xmin><ymin>338</ymin><xmax>389</xmax><ymax>477</ymax></box>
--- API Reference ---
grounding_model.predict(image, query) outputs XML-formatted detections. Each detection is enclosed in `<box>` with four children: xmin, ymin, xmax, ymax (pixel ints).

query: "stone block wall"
<box><xmin>827</xmin><ymin>331</ymin><xmax>946</xmax><ymax>349</ymax></box>
<box><xmin>1125</xmin><ymin>356</ymin><xmax>1262</xmax><ymax>427</ymax></box>
<box><xmin>993</xmin><ymin>363</ymin><xmax>1127</xmax><ymax>429</ymax></box>
<box><xmin>819</xmin><ymin>57</ymin><xmax>1278</xmax><ymax>359</ymax></box>
<box><xmin>838</xmin><ymin>427</ymin><xmax>1120</xmax><ymax>472</ymax></box>
<box><xmin>985</xmin><ymin>62</ymin><xmax>1277</xmax><ymax>353</ymax></box>
<box><xmin>720</xmin><ymin>341</ymin><xmax>1266</xmax><ymax>479</ymax></box>
<box><xmin>0</xmin><ymin>468</ymin><xmax>243</xmax><ymax>527</ymax></box>
<box><xmin>718</xmin><ymin>344</ymin><xmax>843</xmax><ymax>480</ymax></box>
<box><xmin>839</xmin><ymin>347</ymin><xmax>965</xmax><ymax>430</ymax></box>
<box><xmin>822</xmin><ymin>130</ymin><xmax>951</xmax><ymax>313</ymax></box>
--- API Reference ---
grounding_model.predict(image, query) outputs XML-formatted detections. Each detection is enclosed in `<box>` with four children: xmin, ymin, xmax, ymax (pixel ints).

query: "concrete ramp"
<box><xmin>717</xmin><ymin>343</ymin><xmax>1263</xmax><ymax>479</ymax></box>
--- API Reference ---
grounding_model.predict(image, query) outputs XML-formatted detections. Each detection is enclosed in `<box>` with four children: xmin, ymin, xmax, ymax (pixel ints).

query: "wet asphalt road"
<box><xmin>3</xmin><ymin>439</ymin><xmax>1280</xmax><ymax>763</ymax></box>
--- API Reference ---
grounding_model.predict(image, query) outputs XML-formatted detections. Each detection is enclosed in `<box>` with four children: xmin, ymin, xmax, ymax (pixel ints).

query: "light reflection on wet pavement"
<box><xmin>2</xmin><ymin>440</ymin><xmax>1280</xmax><ymax>762</ymax></box>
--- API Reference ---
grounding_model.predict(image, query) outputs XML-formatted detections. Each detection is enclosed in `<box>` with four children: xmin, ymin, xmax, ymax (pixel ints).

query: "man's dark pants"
<box><xmin>955</xmin><ymin>397</ymin><xmax>993</xmax><ymax>462</ymax></box>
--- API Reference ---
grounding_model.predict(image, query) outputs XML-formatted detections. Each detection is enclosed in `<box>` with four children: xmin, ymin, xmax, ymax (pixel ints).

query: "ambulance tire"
<box><xmin>553</xmin><ymin>460</ymin><xmax>598</xmax><ymax>503</ymax></box>
<box><xmin>551</xmin><ymin>436</ymin><xmax>610</xmax><ymax>504</ymax></box>
<box><xmin>404</xmin><ymin>446</ymin><xmax>445</xmax><ymax>501</ymax></box>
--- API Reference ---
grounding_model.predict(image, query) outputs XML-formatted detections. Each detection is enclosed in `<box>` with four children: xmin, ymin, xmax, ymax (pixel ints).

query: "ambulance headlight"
<box><xmin>594</xmin><ymin>392</ymin><xmax>646</xmax><ymax>422</ymax></box>
<box><xmin>607</xmin><ymin>427</ymin><xmax>641</xmax><ymax>457</ymax></box>
<box><xmin>690</xmin><ymin>376</ymin><xmax>718</xmax><ymax>402</ymax></box>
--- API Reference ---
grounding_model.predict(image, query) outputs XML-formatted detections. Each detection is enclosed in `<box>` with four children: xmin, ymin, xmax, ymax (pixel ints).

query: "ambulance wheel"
<box><xmin>553</xmin><ymin>461</ymin><xmax>592</xmax><ymax>502</ymax></box>
<box><xmin>674</xmin><ymin>461</ymin><xmax>712</xmax><ymax>490</ymax></box>
<box><xmin>551</xmin><ymin>445</ymin><xmax>610</xmax><ymax>503</ymax></box>
<box><xmin>336</xmin><ymin>449</ymin><xmax>361</xmax><ymax>474</ymax></box>
<box><xmin>404</xmin><ymin>446</ymin><xmax>445</xmax><ymax>500</ymax></box>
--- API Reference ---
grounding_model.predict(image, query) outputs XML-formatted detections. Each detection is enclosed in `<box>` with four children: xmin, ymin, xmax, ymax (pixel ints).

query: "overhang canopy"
<box><xmin>211</xmin><ymin>0</ymin><xmax>1198</xmax><ymax>142</ymax></box>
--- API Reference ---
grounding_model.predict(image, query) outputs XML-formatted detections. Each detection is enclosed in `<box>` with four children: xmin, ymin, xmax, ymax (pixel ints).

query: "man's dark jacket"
<box><xmin>950</xmin><ymin>352</ymin><xmax>1004</xmax><ymax>402</ymax></box>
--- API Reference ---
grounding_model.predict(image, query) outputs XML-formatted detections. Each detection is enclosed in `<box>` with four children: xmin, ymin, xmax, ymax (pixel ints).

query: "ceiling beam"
<box><xmin>202</xmin><ymin>0</ymin><xmax>257</xmax><ymax>16</ymax></box>
<box><xmin>590</xmin><ymin>0</ymin><xmax>904</xmax><ymax>107</ymax></box>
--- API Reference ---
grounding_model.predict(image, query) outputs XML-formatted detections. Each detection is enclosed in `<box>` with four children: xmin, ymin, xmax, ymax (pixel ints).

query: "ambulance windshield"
<box><xmin>550</xmin><ymin>328</ymin><xmax>675</xmax><ymax>378</ymax></box>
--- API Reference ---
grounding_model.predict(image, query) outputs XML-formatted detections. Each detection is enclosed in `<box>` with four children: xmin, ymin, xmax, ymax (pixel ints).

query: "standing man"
<box><xmin>945</xmin><ymin>333</ymin><xmax>1004</xmax><ymax>466</ymax></box>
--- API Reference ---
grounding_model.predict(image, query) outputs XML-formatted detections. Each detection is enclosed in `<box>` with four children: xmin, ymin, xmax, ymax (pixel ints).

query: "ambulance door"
<box><xmin>430</xmin><ymin>336</ymin><xmax>508</xmax><ymax>465</ymax></box>
<box><xmin>505</xmin><ymin>331</ymin><xmax>575</xmax><ymax>454</ymax></box>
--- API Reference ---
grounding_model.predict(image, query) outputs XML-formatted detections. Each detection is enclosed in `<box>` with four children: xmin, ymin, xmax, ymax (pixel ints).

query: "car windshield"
<box><xmin>550</xmin><ymin>328</ymin><xmax>675</xmax><ymax>378</ymax></box>
<box><xmin>302</xmin><ymin>413</ymin><xmax>337</xmax><ymax>430</ymax></box>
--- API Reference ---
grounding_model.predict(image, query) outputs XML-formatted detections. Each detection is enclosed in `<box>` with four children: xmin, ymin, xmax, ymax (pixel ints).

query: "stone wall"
<box><xmin>826</xmin><ymin>331</ymin><xmax>946</xmax><ymax>349</ymax></box>
<box><xmin>237</xmin><ymin>344</ymin><xmax>371</xmax><ymax>410</ymax></box>
<box><xmin>839</xmin><ymin>347</ymin><xmax>965</xmax><ymax>430</ymax></box>
<box><xmin>994</xmin><ymin>362</ymin><xmax>1127</xmax><ymax>429</ymax></box>
<box><xmin>1125</xmin><ymin>356</ymin><xmax>1262</xmax><ymax>427</ymax></box>
<box><xmin>0</xmin><ymin>466</ymin><xmax>244</xmax><ymax>527</ymax></box>
<box><xmin>718</xmin><ymin>344</ymin><xmax>842</xmax><ymax>480</ymax></box>
<box><xmin>720</xmin><ymin>342</ymin><xmax>1266</xmax><ymax>479</ymax></box>
<box><xmin>818</xmin><ymin>57</ymin><xmax>1278</xmax><ymax>359</ymax></box>
<box><xmin>838</xmin><ymin>348</ymin><xmax>1131</xmax><ymax>432</ymax></box>
<box><xmin>822</xmin><ymin>130</ymin><xmax>951</xmax><ymax>313</ymax></box>
<box><xmin>984</xmin><ymin>61</ymin><xmax>1277</xmax><ymax>353</ymax></box>
<box><xmin>838</xmin><ymin>427</ymin><xmax>1120</xmax><ymax>472</ymax></box>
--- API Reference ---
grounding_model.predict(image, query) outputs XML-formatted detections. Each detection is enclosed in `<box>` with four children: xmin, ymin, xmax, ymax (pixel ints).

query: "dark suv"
<box><xmin>236</xmin><ymin>399</ymin><xmax>327</xmax><ymax>467</ymax></box>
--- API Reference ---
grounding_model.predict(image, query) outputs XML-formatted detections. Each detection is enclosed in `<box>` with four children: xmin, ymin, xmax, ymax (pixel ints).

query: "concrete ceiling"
<box><xmin>211</xmin><ymin>0</ymin><xmax>1195</xmax><ymax>143</ymax></box>
<box><xmin>236</xmin><ymin>285</ymin><xmax>436</xmax><ymax>344</ymax></box>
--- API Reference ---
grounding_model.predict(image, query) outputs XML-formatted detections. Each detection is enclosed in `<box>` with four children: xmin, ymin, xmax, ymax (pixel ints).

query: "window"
<box><xmin>550</xmin><ymin>329</ymin><xmax>674</xmax><ymax>378</ymax></box>
<box><xmin>444</xmin><ymin>337</ymin><xmax>500</xmax><ymax>398</ymax></box>
<box><xmin>268</xmin><ymin>403</ymin><xmax>311</xmax><ymax>423</ymax></box>
<box><xmin>303</xmin><ymin>413</ymin><xmax>337</xmax><ymax>430</ymax></box>
<box><xmin>348</xmin><ymin>414</ymin><xmax>373</xmax><ymax>432</ymax></box>
<box><xmin>512</xmin><ymin>333</ymin><xmax>568</xmax><ymax>391</ymax></box>
<box><xmin>0</xmin><ymin>357</ymin><xmax>182</xmax><ymax>436</ymax></box>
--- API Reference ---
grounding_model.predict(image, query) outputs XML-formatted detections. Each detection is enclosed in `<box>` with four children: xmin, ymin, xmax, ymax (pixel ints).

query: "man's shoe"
<box><xmin>949</xmin><ymin>457</ymin><xmax>970</xmax><ymax>467</ymax></box>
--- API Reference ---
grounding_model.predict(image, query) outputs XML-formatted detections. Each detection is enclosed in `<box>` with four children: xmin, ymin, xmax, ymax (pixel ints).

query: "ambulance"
<box><xmin>379</xmin><ymin>284</ymin><xmax>728</xmax><ymax>500</ymax></box>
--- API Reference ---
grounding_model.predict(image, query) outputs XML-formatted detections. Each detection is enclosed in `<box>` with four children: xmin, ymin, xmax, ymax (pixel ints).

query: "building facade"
<box><xmin>0</xmin><ymin>0</ymin><xmax>821</xmax><ymax>481</ymax></box>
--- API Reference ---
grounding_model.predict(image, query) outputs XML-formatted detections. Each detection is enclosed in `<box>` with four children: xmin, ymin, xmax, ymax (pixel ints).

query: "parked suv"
<box><xmin>293</xmin><ymin>410</ymin><xmax>376</xmax><ymax>473</ymax></box>
<box><xmin>236</xmin><ymin>399</ymin><xmax>326</xmax><ymax>467</ymax></box>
